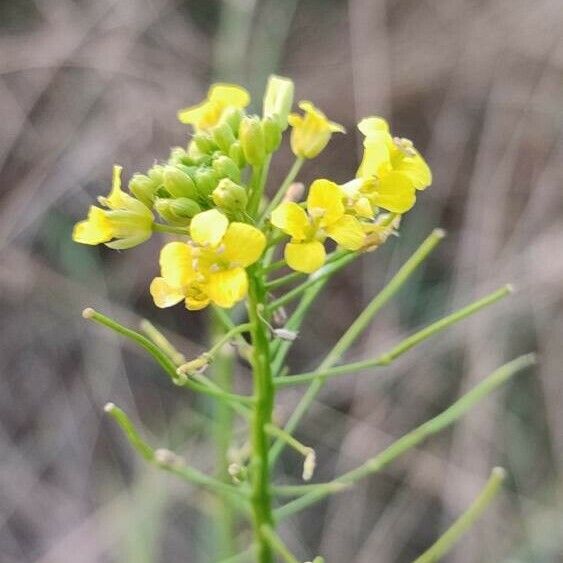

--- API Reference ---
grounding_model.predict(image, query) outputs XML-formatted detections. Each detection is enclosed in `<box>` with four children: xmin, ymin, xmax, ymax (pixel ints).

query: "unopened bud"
<box><xmin>212</xmin><ymin>155</ymin><xmax>241</xmax><ymax>183</ymax></box>
<box><xmin>228</xmin><ymin>463</ymin><xmax>248</xmax><ymax>484</ymax></box>
<box><xmin>302</xmin><ymin>448</ymin><xmax>316</xmax><ymax>481</ymax></box>
<box><xmin>220</xmin><ymin>106</ymin><xmax>243</xmax><ymax>133</ymax></box>
<box><xmin>263</xmin><ymin>74</ymin><xmax>294</xmax><ymax>131</ymax></box>
<box><xmin>147</xmin><ymin>164</ymin><xmax>165</xmax><ymax>185</ymax></box>
<box><xmin>283</xmin><ymin>182</ymin><xmax>305</xmax><ymax>203</ymax></box>
<box><xmin>273</xmin><ymin>328</ymin><xmax>299</xmax><ymax>342</ymax></box>
<box><xmin>194</xmin><ymin>168</ymin><xmax>219</xmax><ymax>197</ymax></box>
<box><xmin>129</xmin><ymin>173</ymin><xmax>158</xmax><ymax>207</ymax></box>
<box><xmin>229</xmin><ymin>141</ymin><xmax>246</xmax><ymax>168</ymax></box>
<box><xmin>154</xmin><ymin>448</ymin><xmax>182</xmax><ymax>467</ymax></box>
<box><xmin>155</xmin><ymin>197</ymin><xmax>201</xmax><ymax>226</ymax></box>
<box><xmin>193</xmin><ymin>133</ymin><xmax>216</xmax><ymax>154</ymax></box>
<box><xmin>239</xmin><ymin>116</ymin><xmax>265</xmax><ymax>167</ymax></box>
<box><xmin>211</xmin><ymin>178</ymin><xmax>248</xmax><ymax>211</ymax></box>
<box><xmin>163</xmin><ymin>165</ymin><xmax>198</xmax><ymax>199</ymax></box>
<box><xmin>168</xmin><ymin>146</ymin><xmax>193</xmax><ymax>166</ymax></box>
<box><xmin>212</xmin><ymin>121</ymin><xmax>237</xmax><ymax>153</ymax></box>
<box><xmin>262</xmin><ymin>116</ymin><xmax>283</xmax><ymax>153</ymax></box>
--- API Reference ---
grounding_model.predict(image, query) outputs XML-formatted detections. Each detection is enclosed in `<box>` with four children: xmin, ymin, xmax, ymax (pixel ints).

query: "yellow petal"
<box><xmin>222</xmin><ymin>223</ymin><xmax>266</xmax><ymax>267</ymax></box>
<box><xmin>208</xmin><ymin>83</ymin><xmax>250</xmax><ymax>109</ymax></box>
<box><xmin>357</xmin><ymin>133</ymin><xmax>392</xmax><ymax>179</ymax></box>
<box><xmin>284</xmin><ymin>241</ymin><xmax>326</xmax><ymax>273</ymax></box>
<box><xmin>150</xmin><ymin>277</ymin><xmax>185</xmax><ymax>308</ymax></box>
<box><xmin>354</xmin><ymin>196</ymin><xmax>374</xmax><ymax>219</ymax></box>
<box><xmin>271</xmin><ymin>202</ymin><xmax>310</xmax><ymax>240</ymax></box>
<box><xmin>398</xmin><ymin>152</ymin><xmax>432</xmax><ymax>190</ymax></box>
<box><xmin>72</xmin><ymin>207</ymin><xmax>112</xmax><ymax>245</ymax></box>
<box><xmin>358</xmin><ymin>117</ymin><xmax>390</xmax><ymax>136</ymax></box>
<box><xmin>206</xmin><ymin>267</ymin><xmax>248</xmax><ymax>308</ymax></box>
<box><xmin>307</xmin><ymin>179</ymin><xmax>344</xmax><ymax>227</ymax></box>
<box><xmin>373</xmin><ymin>172</ymin><xmax>417</xmax><ymax>213</ymax></box>
<box><xmin>160</xmin><ymin>242</ymin><xmax>195</xmax><ymax>288</ymax></box>
<box><xmin>104</xmin><ymin>165</ymin><xmax>125</xmax><ymax>208</ymax></box>
<box><xmin>190</xmin><ymin>209</ymin><xmax>229</xmax><ymax>247</ymax></box>
<box><xmin>326</xmin><ymin>214</ymin><xmax>365</xmax><ymax>250</ymax></box>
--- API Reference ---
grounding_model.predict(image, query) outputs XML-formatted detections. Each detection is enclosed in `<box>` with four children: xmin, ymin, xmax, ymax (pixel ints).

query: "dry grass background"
<box><xmin>0</xmin><ymin>0</ymin><xmax>562</xmax><ymax>561</ymax></box>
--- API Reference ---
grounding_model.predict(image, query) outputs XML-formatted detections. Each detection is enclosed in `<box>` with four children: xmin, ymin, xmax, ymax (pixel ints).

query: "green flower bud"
<box><xmin>239</xmin><ymin>116</ymin><xmax>265</xmax><ymax>167</ymax></box>
<box><xmin>168</xmin><ymin>146</ymin><xmax>194</xmax><ymax>166</ymax></box>
<box><xmin>155</xmin><ymin>197</ymin><xmax>201</xmax><ymax>226</ymax></box>
<box><xmin>148</xmin><ymin>164</ymin><xmax>165</xmax><ymax>185</ymax></box>
<box><xmin>194</xmin><ymin>167</ymin><xmax>219</xmax><ymax>197</ymax></box>
<box><xmin>211</xmin><ymin>121</ymin><xmax>237</xmax><ymax>154</ymax></box>
<box><xmin>129</xmin><ymin>173</ymin><xmax>158</xmax><ymax>207</ymax></box>
<box><xmin>220</xmin><ymin>106</ymin><xmax>243</xmax><ymax>133</ymax></box>
<box><xmin>262</xmin><ymin>116</ymin><xmax>282</xmax><ymax>153</ymax></box>
<box><xmin>263</xmin><ymin>74</ymin><xmax>294</xmax><ymax>130</ymax></box>
<box><xmin>229</xmin><ymin>141</ymin><xmax>246</xmax><ymax>168</ymax></box>
<box><xmin>211</xmin><ymin>178</ymin><xmax>248</xmax><ymax>211</ymax></box>
<box><xmin>163</xmin><ymin>165</ymin><xmax>198</xmax><ymax>199</ymax></box>
<box><xmin>193</xmin><ymin>133</ymin><xmax>217</xmax><ymax>154</ymax></box>
<box><xmin>212</xmin><ymin>155</ymin><xmax>241</xmax><ymax>183</ymax></box>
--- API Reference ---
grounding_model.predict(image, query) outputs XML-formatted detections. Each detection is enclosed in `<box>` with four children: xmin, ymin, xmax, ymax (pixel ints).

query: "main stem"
<box><xmin>247</xmin><ymin>271</ymin><xmax>275</xmax><ymax>563</ymax></box>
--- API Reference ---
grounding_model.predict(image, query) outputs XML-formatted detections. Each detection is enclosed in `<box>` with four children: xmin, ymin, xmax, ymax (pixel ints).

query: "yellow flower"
<box><xmin>177</xmin><ymin>83</ymin><xmax>250</xmax><ymax>131</ymax></box>
<box><xmin>271</xmin><ymin>179</ymin><xmax>365</xmax><ymax>273</ymax></box>
<box><xmin>288</xmin><ymin>101</ymin><xmax>345</xmax><ymax>159</ymax></box>
<box><xmin>361</xmin><ymin>214</ymin><xmax>401</xmax><ymax>252</ymax></box>
<box><xmin>150</xmin><ymin>209</ymin><xmax>266</xmax><ymax>310</ymax></box>
<box><xmin>72</xmin><ymin>166</ymin><xmax>153</xmax><ymax>249</ymax></box>
<box><xmin>354</xmin><ymin>117</ymin><xmax>432</xmax><ymax>214</ymax></box>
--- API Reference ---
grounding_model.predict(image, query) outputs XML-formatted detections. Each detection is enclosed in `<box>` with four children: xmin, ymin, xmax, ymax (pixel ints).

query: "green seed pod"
<box><xmin>239</xmin><ymin>116</ymin><xmax>266</xmax><ymax>167</ymax></box>
<box><xmin>262</xmin><ymin>116</ymin><xmax>283</xmax><ymax>153</ymax></box>
<box><xmin>229</xmin><ymin>141</ymin><xmax>246</xmax><ymax>168</ymax></box>
<box><xmin>211</xmin><ymin>178</ymin><xmax>248</xmax><ymax>211</ymax></box>
<box><xmin>129</xmin><ymin>173</ymin><xmax>158</xmax><ymax>207</ymax></box>
<box><xmin>163</xmin><ymin>165</ymin><xmax>199</xmax><ymax>199</ymax></box>
<box><xmin>193</xmin><ymin>133</ymin><xmax>216</xmax><ymax>154</ymax></box>
<box><xmin>212</xmin><ymin>155</ymin><xmax>241</xmax><ymax>183</ymax></box>
<box><xmin>155</xmin><ymin>197</ymin><xmax>201</xmax><ymax>226</ymax></box>
<box><xmin>212</xmin><ymin>121</ymin><xmax>237</xmax><ymax>154</ymax></box>
<box><xmin>194</xmin><ymin>167</ymin><xmax>219</xmax><ymax>197</ymax></box>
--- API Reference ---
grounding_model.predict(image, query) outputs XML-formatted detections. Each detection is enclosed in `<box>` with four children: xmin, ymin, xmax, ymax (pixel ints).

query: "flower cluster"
<box><xmin>73</xmin><ymin>75</ymin><xmax>431</xmax><ymax>308</ymax></box>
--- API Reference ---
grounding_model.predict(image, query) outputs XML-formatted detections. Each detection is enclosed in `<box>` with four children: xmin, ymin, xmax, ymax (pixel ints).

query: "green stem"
<box><xmin>264</xmin><ymin>424</ymin><xmax>312</xmax><ymax>458</ymax></box>
<box><xmin>248</xmin><ymin>157</ymin><xmax>272</xmax><ymax>218</ymax></box>
<box><xmin>274</xmin><ymin>354</ymin><xmax>535</xmax><ymax>519</ymax></box>
<box><xmin>247</xmin><ymin>273</ymin><xmax>276</xmax><ymax>563</ymax></box>
<box><xmin>413</xmin><ymin>467</ymin><xmax>506</xmax><ymax>563</ymax></box>
<box><xmin>274</xmin><ymin>285</ymin><xmax>513</xmax><ymax>387</ymax></box>
<box><xmin>269</xmin><ymin>229</ymin><xmax>445</xmax><ymax>465</ymax></box>
<box><xmin>260</xmin><ymin>525</ymin><xmax>299</xmax><ymax>563</ymax></box>
<box><xmin>260</xmin><ymin>156</ymin><xmax>305</xmax><ymax>224</ymax></box>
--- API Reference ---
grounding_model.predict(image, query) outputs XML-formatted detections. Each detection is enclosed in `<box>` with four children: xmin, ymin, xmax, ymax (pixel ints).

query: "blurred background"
<box><xmin>1</xmin><ymin>0</ymin><xmax>562</xmax><ymax>561</ymax></box>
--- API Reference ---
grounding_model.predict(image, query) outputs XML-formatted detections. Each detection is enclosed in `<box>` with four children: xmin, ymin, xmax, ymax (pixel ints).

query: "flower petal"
<box><xmin>190</xmin><ymin>209</ymin><xmax>229</xmax><ymax>247</ymax></box>
<box><xmin>208</xmin><ymin>83</ymin><xmax>250</xmax><ymax>109</ymax></box>
<box><xmin>222</xmin><ymin>223</ymin><xmax>266</xmax><ymax>267</ymax></box>
<box><xmin>358</xmin><ymin>117</ymin><xmax>390</xmax><ymax>136</ymax></box>
<box><xmin>271</xmin><ymin>202</ymin><xmax>310</xmax><ymax>240</ymax></box>
<box><xmin>150</xmin><ymin>277</ymin><xmax>185</xmax><ymax>308</ymax></box>
<box><xmin>326</xmin><ymin>214</ymin><xmax>365</xmax><ymax>250</ymax></box>
<box><xmin>398</xmin><ymin>152</ymin><xmax>432</xmax><ymax>190</ymax></box>
<box><xmin>72</xmin><ymin>207</ymin><xmax>112</xmax><ymax>245</ymax></box>
<box><xmin>307</xmin><ymin>179</ymin><xmax>344</xmax><ymax>227</ymax></box>
<box><xmin>206</xmin><ymin>267</ymin><xmax>248</xmax><ymax>308</ymax></box>
<box><xmin>185</xmin><ymin>285</ymin><xmax>211</xmax><ymax>311</ymax></box>
<box><xmin>160</xmin><ymin>242</ymin><xmax>195</xmax><ymax>288</ymax></box>
<box><xmin>284</xmin><ymin>241</ymin><xmax>326</xmax><ymax>273</ymax></box>
<box><xmin>374</xmin><ymin>172</ymin><xmax>417</xmax><ymax>213</ymax></box>
<box><xmin>357</xmin><ymin>133</ymin><xmax>392</xmax><ymax>179</ymax></box>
